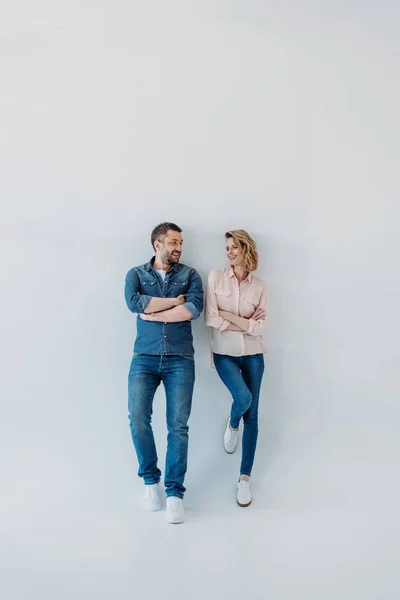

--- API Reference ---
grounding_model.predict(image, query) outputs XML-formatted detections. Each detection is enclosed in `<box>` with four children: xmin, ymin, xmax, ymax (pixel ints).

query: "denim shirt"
<box><xmin>125</xmin><ymin>258</ymin><xmax>204</xmax><ymax>356</ymax></box>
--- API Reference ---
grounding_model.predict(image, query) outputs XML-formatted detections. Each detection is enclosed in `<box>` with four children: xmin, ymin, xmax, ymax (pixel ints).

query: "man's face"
<box><xmin>155</xmin><ymin>230</ymin><xmax>183</xmax><ymax>266</ymax></box>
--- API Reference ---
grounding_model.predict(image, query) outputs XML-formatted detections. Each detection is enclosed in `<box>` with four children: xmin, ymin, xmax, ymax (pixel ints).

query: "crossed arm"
<box><xmin>124</xmin><ymin>268</ymin><xmax>204</xmax><ymax>323</ymax></box>
<box><xmin>205</xmin><ymin>272</ymin><xmax>267</xmax><ymax>333</ymax></box>
<box><xmin>141</xmin><ymin>303</ymin><xmax>193</xmax><ymax>323</ymax></box>
<box><xmin>143</xmin><ymin>295</ymin><xmax>184</xmax><ymax>314</ymax></box>
<box><xmin>218</xmin><ymin>308</ymin><xmax>266</xmax><ymax>332</ymax></box>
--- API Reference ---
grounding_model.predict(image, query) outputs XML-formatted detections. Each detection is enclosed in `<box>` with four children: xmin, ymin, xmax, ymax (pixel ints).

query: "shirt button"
<box><xmin>163</xmin><ymin>295</ymin><xmax>165</xmax><ymax>297</ymax></box>
<box><xmin>164</xmin><ymin>335</ymin><xmax>167</xmax><ymax>338</ymax></box>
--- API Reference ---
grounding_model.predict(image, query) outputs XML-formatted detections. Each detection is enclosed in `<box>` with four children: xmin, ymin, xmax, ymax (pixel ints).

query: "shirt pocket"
<box><xmin>242</xmin><ymin>290</ymin><xmax>260</xmax><ymax>310</ymax></box>
<box><xmin>140</xmin><ymin>279</ymin><xmax>157</xmax><ymax>293</ymax></box>
<box><xmin>215</xmin><ymin>288</ymin><xmax>232</xmax><ymax>310</ymax></box>
<box><xmin>171</xmin><ymin>280</ymin><xmax>188</xmax><ymax>294</ymax></box>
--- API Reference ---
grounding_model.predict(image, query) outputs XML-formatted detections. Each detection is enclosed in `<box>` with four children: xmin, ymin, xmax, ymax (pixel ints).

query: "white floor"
<box><xmin>2</xmin><ymin>400</ymin><xmax>399</xmax><ymax>600</ymax></box>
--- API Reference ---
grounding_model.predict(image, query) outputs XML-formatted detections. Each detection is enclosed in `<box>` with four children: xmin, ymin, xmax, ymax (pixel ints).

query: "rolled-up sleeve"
<box><xmin>247</xmin><ymin>282</ymin><xmax>267</xmax><ymax>335</ymax></box>
<box><xmin>124</xmin><ymin>268</ymin><xmax>152</xmax><ymax>314</ymax></box>
<box><xmin>205</xmin><ymin>271</ymin><xmax>231</xmax><ymax>332</ymax></box>
<box><xmin>182</xmin><ymin>269</ymin><xmax>204</xmax><ymax>320</ymax></box>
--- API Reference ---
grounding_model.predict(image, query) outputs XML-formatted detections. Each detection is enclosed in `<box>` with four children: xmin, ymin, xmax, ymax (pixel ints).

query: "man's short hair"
<box><xmin>151</xmin><ymin>222</ymin><xmax>182</xmax><ymax>250</ymax></box>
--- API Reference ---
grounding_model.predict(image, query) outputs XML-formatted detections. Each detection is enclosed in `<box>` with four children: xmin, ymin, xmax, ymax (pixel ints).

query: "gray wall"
<box><xmin>1</xmin><ymin>2</ymin><xmax>399</xmax><ymax>599</ymax></box>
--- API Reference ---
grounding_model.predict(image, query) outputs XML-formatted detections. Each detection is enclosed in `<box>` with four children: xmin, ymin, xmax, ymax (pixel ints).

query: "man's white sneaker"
<box><xmin>144</xmin><ymin>483</ymin><xmax>162</xmax><ymax>511</ymax></box>
<box><xmin>237</xmin><ymin>479</ymin><xmax>252</xmax><ymax>507</ymax></box>
<box><xmin>166</xmin><ymin>496</ymin><xmax>185</xmax><ymax>524</ymax></box>
<box><xmin>223</xmin><ymin>418</ymin><xmax>239</xmax><ymax>454</ymax></box>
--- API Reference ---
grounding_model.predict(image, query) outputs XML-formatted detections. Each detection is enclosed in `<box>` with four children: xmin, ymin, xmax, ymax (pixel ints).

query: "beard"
<box><xmin>161</xmin><ymin>247</ymin><xmax>181</xmax><ymax>265</ymax></box>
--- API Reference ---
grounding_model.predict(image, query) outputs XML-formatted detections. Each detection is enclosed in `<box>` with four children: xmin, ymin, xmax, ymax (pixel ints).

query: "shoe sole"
<box><xmin>237</xmin><ymin>499</ymin><xmax>252</xmax><ymax>507</ymax></box>
<box><xmin>167</xmin><ymin>518</ymin><xmax>184</xmax><ymax>524</ymax></box>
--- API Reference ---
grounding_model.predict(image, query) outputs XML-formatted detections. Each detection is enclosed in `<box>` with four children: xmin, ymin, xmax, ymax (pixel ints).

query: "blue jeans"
<box><xmin>213</xmin><ymin>353</ymin><xmax>265</xmax><ymax>477</ymax></box>
<box><xmin>128</xmin><ymin>354</ymin><xmax>195</xmax><ymax>498</ymax></box>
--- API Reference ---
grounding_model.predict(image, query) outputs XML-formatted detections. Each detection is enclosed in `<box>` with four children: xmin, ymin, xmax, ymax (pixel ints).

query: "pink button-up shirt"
<box><xmin>205</xmin><ymin>267</ymin><xmax>267</xmax><ymax>357</ymax></box>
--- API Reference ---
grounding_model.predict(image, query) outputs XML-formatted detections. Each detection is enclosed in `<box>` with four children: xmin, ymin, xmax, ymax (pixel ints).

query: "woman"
<box><xmin>205</xmin><ymin>230</ymin><xmax>267</xmax><ymax>507</ymax></box>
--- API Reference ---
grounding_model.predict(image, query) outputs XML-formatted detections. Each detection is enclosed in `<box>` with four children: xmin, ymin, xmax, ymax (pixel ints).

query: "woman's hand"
<box><xmin>251</xmin><ymin>307</ymin><xmax>266</xmax><ymax>321</ymax></box>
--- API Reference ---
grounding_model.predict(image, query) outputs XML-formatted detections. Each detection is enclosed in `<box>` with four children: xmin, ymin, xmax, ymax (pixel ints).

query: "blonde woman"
<box><xmin>205</xmin><ymin>230</ymin><xmax>267</xmax><ymax>507</ymax></box>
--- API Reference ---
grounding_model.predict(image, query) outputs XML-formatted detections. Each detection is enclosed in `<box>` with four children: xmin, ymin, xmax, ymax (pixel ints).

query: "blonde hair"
<box><xmin>225</xmin><ymin>229</ymin><xmax>259</xmax><ymax>272</ymax></box>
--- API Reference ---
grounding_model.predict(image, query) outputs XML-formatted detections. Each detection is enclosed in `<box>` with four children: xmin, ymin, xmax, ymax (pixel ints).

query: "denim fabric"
<box><xmin>213</xmin><ymin>353</ymin><xmax>265</xmax><ymax>476</ymax></box>
<box><xmin>125</xmin><ymin>258</ymin><xmax>204</xmax><ymax>356</ymax></box>
<box><xmin>128</xmin><ymin>353</ymin><xmax>195</xmax><ymax>498</ymax></box>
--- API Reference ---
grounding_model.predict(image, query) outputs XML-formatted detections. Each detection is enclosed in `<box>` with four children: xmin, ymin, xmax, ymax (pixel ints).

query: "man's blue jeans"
<box><xmin>213</xmin><ymin>353</ymin><xmax>265</xmax><ymax>477</ymax></box>
<box><xmin>128</xmin><ymin>354</ymin><xmax>195</xmax><ymax>498</ymax></box>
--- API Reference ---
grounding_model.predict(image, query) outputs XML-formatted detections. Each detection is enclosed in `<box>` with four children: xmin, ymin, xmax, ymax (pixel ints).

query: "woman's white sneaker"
<box><xmin>223</xmin><ymin>418</ymin><xmax>239</xmax><ymax>453</ymax></box>
<box><xmin>237</xmin><ymin>479</ymin><xmax>252</xmax><ymax>507</ymax></box>
<box><xmin>166</xmin><ymin>496</ymin><xmax>185</xmax><ymax>524</ymax></box>
<box><xmin>144</xmin><ymin>483</ymin><xmax>162</xmax><ymax>511</ymax></box>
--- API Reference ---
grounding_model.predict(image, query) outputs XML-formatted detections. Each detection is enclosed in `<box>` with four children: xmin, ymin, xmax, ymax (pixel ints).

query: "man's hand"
<box><xmin>251</xmin><ymin>307</ymin><xmax>266</xmax><ymax>321</ymax></box>
<box><xmin>176</xmin><ymin>294</ymin><xmax>186</xmax><ymax>305</ymax></box>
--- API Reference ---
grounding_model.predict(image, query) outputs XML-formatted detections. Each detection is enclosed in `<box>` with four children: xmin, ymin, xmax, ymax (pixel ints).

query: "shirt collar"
<box><xmin>229</xmin><ymin>266</ymin><xmax>252</xmax><ymax>282</ymax></box>
<box><xmin>147</xmin><ymin>257</ymin><xmax>180</xmax><ymax>273</ymax></box>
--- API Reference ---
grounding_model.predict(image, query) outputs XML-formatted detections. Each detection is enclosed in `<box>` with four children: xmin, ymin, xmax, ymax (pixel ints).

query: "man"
<box><xmin>124</xmin><ymin>222</ymin><xmax>204</xmax><ymax>524</ymax></box>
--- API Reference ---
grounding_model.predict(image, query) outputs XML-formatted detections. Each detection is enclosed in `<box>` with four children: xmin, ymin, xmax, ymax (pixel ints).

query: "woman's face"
<box><xmin>226</xmin><ymin>237</ymin><xmax>244</xmax><ymax>268</ymax></box>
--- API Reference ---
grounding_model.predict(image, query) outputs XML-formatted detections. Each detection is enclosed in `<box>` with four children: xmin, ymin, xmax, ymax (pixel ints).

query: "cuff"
<box><xmin>218</xmin><ymin>319</ymin><xmax>231</xmax><ymax>333</ymax></box>
<box><xmin>138</xmin><ymin>294</ymin><xmax>152</xmax><ymax>313</ymax></box>
<box><xmin>182</xmin><ymin>301</ymin><xmax>199</xmax><ymax>320</ymax></box>
<box><xmin>247</xmin><ymin>318</ymin><xmax>256</xmax><ymax>334</ymax></box>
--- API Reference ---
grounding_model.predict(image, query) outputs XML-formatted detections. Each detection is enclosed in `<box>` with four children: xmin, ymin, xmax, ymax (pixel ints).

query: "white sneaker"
<box><xmin>237</xmin><ymin>479</ymin><xmax>252</xmax><ymax>507</ymax></box>
<box><xmin>166</xmin><ymin>496</ymin><xmax>185</xmax><ymax>524</ymax></box>
<box><xmin>144</xmin><ymin>483</ymin><xmax>162</xmax><ymax>511</ymax></box>
<box><xmin>223</xmin><ymin>418</ymin><xmax>239</xmax><ymax>454</ymax></box>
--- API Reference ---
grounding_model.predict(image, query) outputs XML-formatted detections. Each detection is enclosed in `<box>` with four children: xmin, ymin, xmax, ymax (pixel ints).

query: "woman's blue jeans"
<box><xmin>213</xmin><ymin>352</ymin><xmax>265</xmax><ymax>477</ymax></box>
